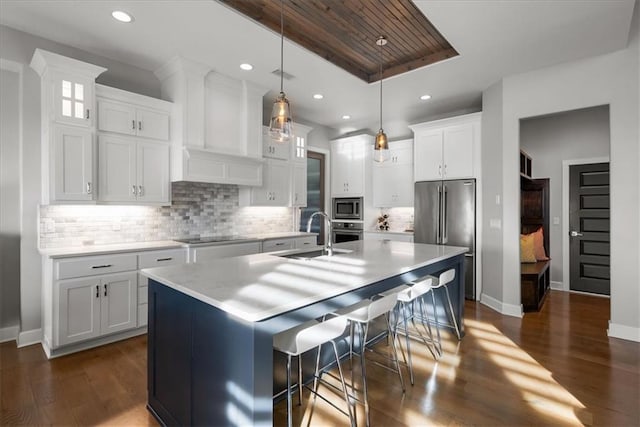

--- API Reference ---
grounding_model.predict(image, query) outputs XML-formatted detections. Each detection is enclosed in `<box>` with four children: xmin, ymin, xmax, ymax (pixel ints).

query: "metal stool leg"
<box><xmin>443</xmin><ymin>285</ymin><xmax>461</xmax><ymax>340</ymax></box>
<box><xmin>430</xmin><ymin>290</ymin><xmax>443</xmax><ymax>355</ymax></box>
<box><xmin>286</xmin><ymin>354</ymin><xmax>293</xmax><ymax>427</ymax></box>
<box><xmin>401</xmin><ymin>301</ymin><xmax>415</xmax><ymax>385</ymax></box>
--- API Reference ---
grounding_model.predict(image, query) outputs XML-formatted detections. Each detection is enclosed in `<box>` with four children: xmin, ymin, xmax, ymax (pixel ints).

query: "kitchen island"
<box><xmin>142</xmin><ymin>240</ymin><xmax>467</xmax><ymax>426</ymax></box>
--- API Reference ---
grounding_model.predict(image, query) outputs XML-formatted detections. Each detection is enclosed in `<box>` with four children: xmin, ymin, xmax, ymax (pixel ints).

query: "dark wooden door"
<box><xmin>569</xmin><ymin>163</ymin><xmax>610</xmax><ymax>295</ymax></box>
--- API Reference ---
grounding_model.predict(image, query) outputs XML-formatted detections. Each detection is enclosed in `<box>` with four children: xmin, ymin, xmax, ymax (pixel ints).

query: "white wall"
<box><xmin>0</xmin><ymin>65</ymin><xmax>22</xmax><ymax>339</ymax></box>
<box><xmin>481</xmin><ymin>4</ymin><xmax>639</xmax><ymax>341</ymax></box>
<box><xmin>520</xmin><ymin>106</ymin><xmax>611</xmax><ymax>284</ymax></box>
<box><xmin>0</xmin><ymin>24</ymin><xmax>163</xmax><ymax>345</ymax></box>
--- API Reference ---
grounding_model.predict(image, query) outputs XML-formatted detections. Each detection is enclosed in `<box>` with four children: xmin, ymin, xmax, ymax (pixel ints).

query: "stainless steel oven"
<box><xmin>332</xmin><ymin>197</ymin><xmax>363</xmax><ymax>220</ymax></box>
<box><xmin>331</xmin><ymin>221</ymin><xmax>364</xmax><ymax>243</ymax></box>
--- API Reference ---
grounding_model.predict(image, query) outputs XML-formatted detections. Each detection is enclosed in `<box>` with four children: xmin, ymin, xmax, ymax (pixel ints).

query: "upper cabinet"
<box><xmin>155</xmin><ymin>57</ymin><xmax>266</xmax><ymax>186</ymax></box>
<box><xmin>31</xmin><ymin>49</ymin><xmax>107</xmax><ymax>204</ymax></box>
<box><xmin>262</xmin><ymin>127</ymin><xmax>290</xmax><ymax>160</ymax></box>
<box><xmin>98</xmin><ymin>99</ymin><xmax>169</xmax><ymax>141</ymax></box>
<box><xmin>410</xmin><ymin>112</ymin><xmax>481</xmax><ymax>182</ymax></box>
<box><xmin>372</xmin><ymin>139</ymin><xmax>414</xmax><ymax>207</ymax></box>
<box><xmin>331</xmin><ymin>134</ymin><xmax>370</xmax><ymax>198</ymax></box>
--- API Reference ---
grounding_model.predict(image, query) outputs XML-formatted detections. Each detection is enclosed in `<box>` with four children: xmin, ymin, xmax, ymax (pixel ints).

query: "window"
<box><xmin>61</xmin><ymin>79</ymin><xmax>85</xmax><ymax>119</ymax></box>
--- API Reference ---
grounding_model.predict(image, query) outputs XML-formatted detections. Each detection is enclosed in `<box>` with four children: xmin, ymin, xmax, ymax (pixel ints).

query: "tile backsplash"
<box><xmin>39</xmin><ymin>182</ymin><xmax>294</xmax><ymax>249</ymax></box>
<box><xmin>370</xmin><ymin>207</ymin><xmax>415</xmax><ymax>232</ymax></box>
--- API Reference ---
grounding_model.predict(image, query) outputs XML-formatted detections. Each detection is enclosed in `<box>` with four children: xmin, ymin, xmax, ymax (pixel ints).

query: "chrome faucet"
<box><xmin>306</xmin><ymin>211</ymin><xmax>333</xmax><ymax>255</ymax></box>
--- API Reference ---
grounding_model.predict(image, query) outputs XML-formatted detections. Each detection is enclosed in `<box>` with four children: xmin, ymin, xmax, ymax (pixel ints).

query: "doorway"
<box><xmin>568</xmin><ymin>162</ymin><xmax>610</xmax><ymax>295</ymax></box>
<box><xmin>299</xmin><ymin>150</ymin><xmax>326</xmax><ymax>245</ymax></box>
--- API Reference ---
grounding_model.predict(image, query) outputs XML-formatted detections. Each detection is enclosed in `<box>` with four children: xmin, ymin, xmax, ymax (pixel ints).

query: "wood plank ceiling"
<box><xmin>218</xmin><ymin>0</ymin><xmax>458</xmax><ymax>83</ymax></box>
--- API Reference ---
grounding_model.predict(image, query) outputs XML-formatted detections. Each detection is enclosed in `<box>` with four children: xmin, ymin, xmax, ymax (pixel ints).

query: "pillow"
<box><xmin>532</xmin><ymin>227</ymin><xmax>550</xmax><ymax>261</ymax></box>
<box><xmin>520</xmin><ymin>233</ymin><xmax>537</xmax><ymax>263</ymax></box>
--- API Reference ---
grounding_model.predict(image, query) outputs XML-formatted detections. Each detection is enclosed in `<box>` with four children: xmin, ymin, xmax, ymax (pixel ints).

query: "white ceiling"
<box><xmin>0</xmin><ymin>0</ymin><xmax>635</xmax><ymax>139</ymax></box>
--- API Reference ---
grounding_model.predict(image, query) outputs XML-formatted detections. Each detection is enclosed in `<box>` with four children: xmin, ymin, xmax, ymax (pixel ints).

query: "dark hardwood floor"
<box><xmin>1</xmin><ymin>291</ymin><xmax>638</xmax><ymax>426</ymax></box>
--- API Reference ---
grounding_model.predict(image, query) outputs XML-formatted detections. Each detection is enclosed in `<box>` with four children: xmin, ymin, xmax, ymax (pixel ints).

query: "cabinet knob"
<box><xmin>132</xmin><ymin>120</ymin><xmax>136</xmax><ymax>130</ymax></box>
<box><xmin>138</xmin><ymin>185</ymin><xmax>144</xmax><ymax>197</ymax></box>
<box><xmin>132</xmin><ymin>185</ymin><xmax>137</xmax><ymax>196</ymax></box>
<box><xmin>85</xmin><ymin>109</ymin><xmax>90</xmax><ymax>120</ymax></box>
<box><xmin>86</xmin><ymin>182</ymin><xmax>92</xmax><ymax>194</ymax></box>
<box><xmin>138</xmin><ymin>121</ymin><xmax>142</xmax><ymax>131</ymax></box>
<box><xmin>104</xmin><ymin>284</ymin><xmax>108</xmax><ymax>297</ymax></box>
<box><xmin>96</xmin><ymin>285</ymin><xmax>99</xmax><ymax>298</ymax></box>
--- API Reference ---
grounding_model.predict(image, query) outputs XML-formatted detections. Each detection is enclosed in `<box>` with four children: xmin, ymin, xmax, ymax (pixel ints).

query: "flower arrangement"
<box><xmin>377</xmin><ymin>213</ymin><xmax>390</xmax><ymax>231</ymax></box>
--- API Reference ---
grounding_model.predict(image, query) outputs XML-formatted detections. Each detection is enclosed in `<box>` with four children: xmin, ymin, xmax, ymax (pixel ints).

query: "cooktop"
<box><xmin>174</xmin><ymin>236</ymin><xmax>251</xmax><ymax>244</ymax></box>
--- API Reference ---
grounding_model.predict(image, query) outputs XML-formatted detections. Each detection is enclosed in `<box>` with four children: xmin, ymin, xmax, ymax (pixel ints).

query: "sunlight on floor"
<box><xmin>465</xmin><ymin>318</ymin><xmax>588</xmax><ymax>426</ymax></box>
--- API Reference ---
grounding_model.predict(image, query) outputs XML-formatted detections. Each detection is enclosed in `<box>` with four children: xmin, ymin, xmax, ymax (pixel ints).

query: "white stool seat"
<box><xmin>274</xmin><ymin>316</ymin><xmax>347</xmax><ymax>356</ymax></box>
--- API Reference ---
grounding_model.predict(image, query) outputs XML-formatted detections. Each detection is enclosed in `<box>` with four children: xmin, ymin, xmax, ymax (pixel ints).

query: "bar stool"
<box><xmin>334</xmin><ymin>292</ymin><xmax>405</xmax><ymax>427</ymax></box>
<box><xmin>273</xmin><ymin>315</ymin><xmax>354</xmax><ymax>427</ymax></box>
<box><xmin>381</xmin><ymin>277</ymin><xmax>439</xmax><ymax>386</ymax></box>
<box><xmin>428</xmin><ymin>269</ymin><xmax>462</xmax><ymax>355</ymax></box>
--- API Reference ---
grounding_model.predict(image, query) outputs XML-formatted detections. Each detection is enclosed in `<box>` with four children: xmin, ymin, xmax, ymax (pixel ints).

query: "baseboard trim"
<box><xmin>550</xmin><ymin>281</ymin><xmax>565</xmax><ymax>291</ymax></box>
<box><xmin>0</xmin><ymin>325</ymin><xmax>20</xmax><ymax>343</ymax></box>
<box><xmin>480</xmin><ymin>293</ymin><xmax>523</xmax><ymax>318</ymax></box>
<box><xmin>607</xmin><ymin>321</ymin><xmax>640</xmax><ymax>342</ymax></box>
<box><xmin>17</xmin><ymin>328</ymin><xmax>42</xmax><ymax>348</ymax></box>
<box><xmin>44</xmin><ymin>327</ymin><xmax>147</xmax><ymax>359</ymax></box>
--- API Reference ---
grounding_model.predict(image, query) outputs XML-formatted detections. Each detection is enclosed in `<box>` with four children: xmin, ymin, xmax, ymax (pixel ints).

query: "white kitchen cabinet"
<box><xmin>56</xmin><ymin>271</ymin><xmax>136</xmax><ymax>347</ymax></box>
<box><xmin>372</xmin><ymin>139</ymin><xmax>414</xmax><ymax>207</ymax></box>
<box><xmin>239</xmin><ymin>159</ymin><xmax>291</xmax><ymax>207</ymax></box>
<box><xmin>411</xmin><ymin>113</ymin><xmax>481</xmax><ymax>182</ymax></box>
<box><xmin>51</xmin><ymin>124</ymin><xmax>95</xmax><ymax>201</ymax></box>
<box><xmin>98</xmin><ymin>99</ymin><xmax>170</xmax><ymax>141</ymax></box>
<box><xmin>98</xmin><ymin>135</ymin><xmax>170</xmax><ymax>204</ymax></box>
<box><xmin>331</xmin><ymin>134</ymin><xmax>369</xmax><ymax>197</ymax></box>
<box><xmin>31</xmin><ymin>49</ymin><xmax>107</xmax><ymax>204</ymax></box>
<box><xmin>190</xmin><ymin>242</ymin><xmax>262</xmax><ymax>263</ymax></box>
<box><xmin>294</xmin><ymin>235</ymin><xmax>317</xmax><ymax>249</ymax></box>
<box><xmin>137</xmin><ymin>248</ymin><xmax>187</xmax><ymax>327</ymax></box>
<box><xmin>292</xmin><ymin>162</ymin><xmax>307</xmax><ymax>207</ymax></box>
<box><xmin>262</xmin><ymin>238</ymin><xmax>296</xmax><ymax>253</ymax></box>
<box><xmin>262</xmin><ymin>126</ymin><xmax>290</xmax><ymax>160</ymax></box>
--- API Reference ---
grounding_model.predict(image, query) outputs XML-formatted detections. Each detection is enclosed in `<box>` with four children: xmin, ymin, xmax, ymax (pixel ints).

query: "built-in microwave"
<box><xmin>332</xmin><ymin>197</ymin><xmax>363</xmax><ymax>220</ymax></box>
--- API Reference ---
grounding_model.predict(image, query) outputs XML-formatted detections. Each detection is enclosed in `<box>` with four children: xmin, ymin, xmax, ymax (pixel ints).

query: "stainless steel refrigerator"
<box><xmin>414</xmin><ymin>179</ymin><xmax>476</xmax><ymax>299</ymax></box>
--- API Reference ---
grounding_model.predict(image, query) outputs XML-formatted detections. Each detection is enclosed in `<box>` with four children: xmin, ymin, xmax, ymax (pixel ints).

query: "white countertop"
<box><xmin>39</xmin><ymin>232</ymin><xmax>317</xmax><ymax>258</ymax></box>
<box><xmin>142</xmin><ymin>240</ymin><xmax>467</xmax><ymax>322</ymax></box>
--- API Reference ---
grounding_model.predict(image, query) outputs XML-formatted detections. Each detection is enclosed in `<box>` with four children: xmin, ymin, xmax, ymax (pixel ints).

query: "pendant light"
<box><xmin>269</xmin><ymin>0</ymin><xmax>293</xmax><ymax>143</ymax></box>
<box><xmin>373</xmin><ymin>35</ymin><xmax>390</xmax><ymax>163</ymax></box>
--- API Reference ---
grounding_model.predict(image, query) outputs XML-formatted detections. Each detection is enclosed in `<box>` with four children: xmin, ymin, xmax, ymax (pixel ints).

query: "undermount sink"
<box><xmin>278</xmin><ymin>247</ymin><xmax>352</xmax><ymax>260</ymax></box>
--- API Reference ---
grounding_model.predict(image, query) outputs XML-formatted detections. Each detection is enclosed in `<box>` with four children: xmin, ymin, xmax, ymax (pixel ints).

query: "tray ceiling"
<box><xmin>218</xmin><ymin>0</ymin><xmax>458</xmax><ymax>83</ymax></box>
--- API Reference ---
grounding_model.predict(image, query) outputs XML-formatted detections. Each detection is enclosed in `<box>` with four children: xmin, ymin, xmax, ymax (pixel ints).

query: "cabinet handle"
<box><xmin>86</xmin><ymin>182</ymin><xmax>92</xmax><ymax>194</ymax></box>
<box><xmin>96</xmin><ymin>285</ymin><xmax>99</xmax><ymax>298</ymax></box>
<box><xmin>91</xmin><ymin>264</ymin><xmax>112</xmax><ymax>269</ymax></box>
<box><xmin>156</xmin><ymin>257</ymin><xmax>173</xmax><ymax>262</ymax></box>
<box><xmin>138</xmin><ymin>185</ymin><xmax>143</xmax><ymax>196</ymax></box>
<box><xmin>132</xmin><ymin>120</ymin><xmax>136</xmax><ymax>130</ymax></box>
<box><xmin>104</xmin><ymin>284</ymin><xmax>108</xmax><ymax>297</ymax></box>
<box><xmin>132</xmin><ymin>185</ymin><xmax>137</xmax><ymax>196</ymax></box>
<box><xmin>138</xmin><ymin>121</ymin><xmax>142</xmax><ymax>131</ymax></box>
<box><xmin>438</xmin><ymin>165</ymin><xmax>442</xmax><ymax>176</ymax></box>
<box><xmin>275</xmin><ymin>242</ymin><xmax>285</xmax><ymax>246</ymax></box>
<box><xmin>86</xmin><ymin>109</ymin><xmax>90</xmax><ymax>120</ymax></box>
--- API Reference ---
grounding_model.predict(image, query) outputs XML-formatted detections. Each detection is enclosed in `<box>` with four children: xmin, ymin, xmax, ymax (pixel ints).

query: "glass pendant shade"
<box><xmin>373</xmin><ymin>128</ymin><xmax>390</xmax><ymax>162</ymax></box>
<box><xmin>269</xmin><ymin>92</ymin><xmax>292</xmax><ymax>142</ymax></box>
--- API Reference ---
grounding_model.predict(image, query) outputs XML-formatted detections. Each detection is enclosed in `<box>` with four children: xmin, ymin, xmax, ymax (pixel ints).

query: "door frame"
<box><xmin>562</xmin><ymin>156</ymin><xmax>609</xmax><ymax>293</ymax></box>
<box><xmin>307</xmin><ymin>147</ymin><xmax>331</xmax><ymax>218</ymax></box>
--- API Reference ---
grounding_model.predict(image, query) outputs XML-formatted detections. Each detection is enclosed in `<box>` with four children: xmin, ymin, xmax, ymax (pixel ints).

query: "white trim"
<box><xmin>561</xmin><ymin>157</ymin><xmax>610</xmax><ymax>293</ymax></box>
<box><xmin>550</xmin><ymin>280</ymin><xmax>564</xmax><ymax>291</ymax></box>
<box><xmin>0</xmin><ymin>325</ymin><xmax>20</xmax><ymax>343</ymax></box>
<box><xmin>42</xmin><ymin>327</ymin><xmax>146</xmax><ymax>359</ymax></box>
<box><xmin>607</xmin><ymin>321</ymin><xmax>640</xmax><ymax>342</ymax></box>
<box><xmin>17</xmin><ymin>328</ymin><xmax>42</xmax><ymax>348</ymax></box>
<box><xmin>570</xmin><ymin>289</ymin><xmax>610</xmax><ymax>298</ymax></box>
<box><xmin>480</xmin><ymin>292</ymin><xmax>523</xmax><ymax>318</ymax></box>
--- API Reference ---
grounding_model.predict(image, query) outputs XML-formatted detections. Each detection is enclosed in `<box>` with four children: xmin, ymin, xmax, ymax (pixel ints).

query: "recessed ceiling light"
<box><xmin>342</xmin><ymin>115</ymin><xmax>351</xmax><ymax>120</ymax></box>
<box><xmin>111</xmin><ymin>10</ymin><xmax>133</xmax><ymax>23</ymax></box>
<box><xmin>240</xmin><ymin>63</ymin><xmax>253</xmax><ymax>71</ymax></box>
<box><xmin>419</xmin><ymin>94</ymin><xmax>432</xmax><ymax>100</ymax></box>
<box><xmin>313</xmin><ymin>94</ymin><xmax>324</xmax><ymax>100</ymax></box>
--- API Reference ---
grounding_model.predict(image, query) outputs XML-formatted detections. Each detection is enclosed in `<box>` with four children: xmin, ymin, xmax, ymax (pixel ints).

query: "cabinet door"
<box><xmin>137</xmin><ymin>108</ymin><xmax>170</xmax><ymax>141</ymax></box>
<box><xmin>268</xmin><ymin>160</ymin><xmax>291</xmax><ymax>205</ymax></box>
<box><xmin>262</xmin><ymin>127</ymin><xmax>290</xmax><ymax>160</ymax></box>
<box><xmin>100</xmin><ymin>272</ymin><xmax>137</xmax><ymax>335</ymax></box>
<box><xmin>57</xmin><ymin>277</ymin><xmax>101</xmax><ymax>346</ymax></box>
<box><xmin>98</xmin><ymin>136</ymin><xmax>137</xmax><ymax>202</ymax></box>
<box><xmin>443</xmin><ymin>123</ymin><xmax>474</xmax><ymax>179</ymax></box>
<box><xmin>191</xmin><ymin>242</ymin><xmax>262</xmax><ymax>263</ymax></box>
<box><xmin>52</xmin><ymin>125</ymin><xmax>95</xmax><ymax>201</ymax></box>
<box><xmin>390</xmin><ymin>141</ymin><xmax>413</xmax><ymax>165</ymax></box>
<box><xmin>262</xmin><ymin>239</ymin><xmax>295</xmax><ymax>253</ymax></box>
<box><xmin>331</xmin><ymin>140</ymin><xmax>350</xmax><ymax>196</ymax></box>
<box><xmin>372</xmin><ymin>164</ymin><xmax>393</xmax><ymax>207</ymax></box>
<box><xmin>394</xmin><ymin>166</ymin><xmax>415</xmax><ymax>206</ymax></box>
<box><xmin>292</xmin><ymin>162</ymin><xmax>307</xmax><ymax>207</ymax></box>
<box><xmin>137</xmin><ymin>142</ymin><xmax>170</xmax><ymax>204</ymax></box>
<box><xmin>97</xmin><ymin>100</ymin><xmax>136</xmax><ymax>136</ymax></box>
<box><xmin>414</xmin><ymin>130</ymin><xmax>443</xmax><ymax>181</ymax></box>
<box><xmin>52</xmin><ymin>71</ymin><xmax>93</xmax><ymax>127</ymax></box>
<box><xmin>331</xmin><ymin>139</ymin><xmax>365</xmax><ymax>197</ymax></box>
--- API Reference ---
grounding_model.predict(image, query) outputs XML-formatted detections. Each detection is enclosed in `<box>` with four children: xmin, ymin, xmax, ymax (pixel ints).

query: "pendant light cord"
<box><xmin>280</xmin><ymin>0</ymin><xmax>284</xmax><ymax>93</ymax></box>
<box><xmin>379</xmin><ymin>37</ymin><xmax>383</xmax><ymax>129</ymax></box>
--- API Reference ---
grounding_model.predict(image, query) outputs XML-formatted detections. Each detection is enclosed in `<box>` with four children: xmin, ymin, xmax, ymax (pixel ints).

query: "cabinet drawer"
<box><xmin>294</xmin><ymin>236</ymin><xmax>317</xmax><ymax>249</ymax></box>
<box><xmin>262</xmin><ymin>238</ymin><xmax>295</xmax><ymax>253</ymax></box>
<box><xmin>138</xmin><ymin>249</ymin><xmax>187</xmax><ymax>269</ymax></box>
<box><xmin>137</xmin><ymin>303</ymin><xmax>148</xmax><ymax>327</ymax></box>
<box><xmin>56</xmin><ymin>253</ymin><xmax>137</xmax><ymax>280</ymax></box>
<box><xmin>191</xmin><ymin>242</ymin><xmax>261</xmax><ymax>263</ymax></box>
<box><xmin>138</xmin><ymin>285</ymin><xmax>148</xmax><ymax>304</ymax></box>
